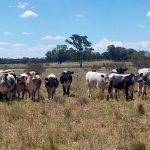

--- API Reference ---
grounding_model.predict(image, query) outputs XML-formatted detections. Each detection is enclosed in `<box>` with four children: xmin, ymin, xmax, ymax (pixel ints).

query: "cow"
<box><xmin>0</xmin><ymin>74</ymin><xmax>8</xmax><ymax>101</ymax></box>
<box><xmin>45</xmin><ymin>73</ymin><xmax>59</xmax><ymax>99</ymax></box>
<box><xmin>60</xmin><ymin>71</ymin><xmax>74</xmax><ymax>96</ymax></box>
<box><xmin>106</xmin><ymin>73</ymin><xmax>135</xmax><ymax>101</ymax></box>
<box><xmin>111</xmin><ymin>67</ymin><xmax>128</xmax><ymax>74</ymax></box>
<box><xmin>5</xmin><ymin>73</ymin><xmax>16</xmax><ymax>101</ymax></box>
<box><xmin>137</xmin><ymin>68</ymin><xmax>150</xmax><ymax>99</ymax></box>
<box><xmin>25</xmin><ymin>71</ymin><xmax>41</xmax><ymax>101</ymax></box>
<box><xmin>15</xmin><ymin>75</ymin><xmax>27</xmax><ymax>99</ymax></box>
<box><xmin>85</xmin><ymin>71</ymin><xmax>107</xmax><ymax>97</ymax></box>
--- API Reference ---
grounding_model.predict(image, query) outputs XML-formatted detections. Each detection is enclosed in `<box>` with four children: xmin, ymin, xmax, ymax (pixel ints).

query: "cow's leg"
<box><xmin>125</xmin><ymin>88</ymin><xmax>129</xmax><ymax>101</ymax></box>
<box><xmin>115</xmin><ymin>90</ymin><xmax>118</xmax><ymax>101</ymax></box>
<box><xmin>52</xmin><ymin>89</ymin><xmax>55</xmax><ymax>99</ymax></box>
<box><xmin>87</xmin><ymin>87</ymin><xmax>91</xmax><ymax>97</ymax></box>
<box><xmin>66</xmin><ymin>86</ymin><xmax>70</xmax><ymax>96</ymax></box>
<box><xmin>107</xmin><ymin>84</ymin><xmax>112</xmax><ymax>101</ymax></box>
<box><xmin>63</xmin><ymin>86</ymin><xmax>66</xmax><ymax>96</ymax></box>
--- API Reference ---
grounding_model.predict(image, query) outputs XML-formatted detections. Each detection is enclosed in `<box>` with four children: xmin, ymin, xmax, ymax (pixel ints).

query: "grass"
<box><xmin>0</xmin><ymin>61</ymin><xmax>150</xmax><ymax>150</ymax></box>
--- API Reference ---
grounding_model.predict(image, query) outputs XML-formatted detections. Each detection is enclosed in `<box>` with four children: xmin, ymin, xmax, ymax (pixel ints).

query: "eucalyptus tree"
<box><xmin>66</xmin><ymin>34</ymin><xmax>92</xmax><ymax>67</ymax></box>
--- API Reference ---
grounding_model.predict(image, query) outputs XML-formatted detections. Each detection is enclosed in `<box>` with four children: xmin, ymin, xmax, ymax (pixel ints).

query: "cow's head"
<box><xmin>45</xmin><ymin>77</ymin><xmax>59</xmax><ymax>88</ymax></box>
<box><xmin>0</xmin><ymin>74</ymin><xmax>7</xmax><ymax>87</ymax></box>
<box><xmin>116</xmin><ymin>67</ymin><xmax>128</xmax><ymax>74</ymax></box>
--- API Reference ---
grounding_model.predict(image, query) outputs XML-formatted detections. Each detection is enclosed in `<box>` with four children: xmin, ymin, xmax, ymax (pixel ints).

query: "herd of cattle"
<box><xmin>86</xmin><ymin>67</ymin><xmax>150</xmax><ymax>101</ymax></box>
<box><xmin>0</xmin><ymin>67</ymin><xmax>149</xmax><ymax>102</ymax></box>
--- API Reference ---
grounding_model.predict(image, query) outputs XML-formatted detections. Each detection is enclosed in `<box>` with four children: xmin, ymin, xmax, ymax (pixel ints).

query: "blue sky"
<box><xmin>0</xmin><ymin>0</ymin><xmax>150</xmax><ymax>58</ymax></box>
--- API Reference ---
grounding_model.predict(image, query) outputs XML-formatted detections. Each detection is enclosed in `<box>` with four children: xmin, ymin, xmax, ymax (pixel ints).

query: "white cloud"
<box><xmin>137</xmin><ymin>24</ymin><xmax>146</xmax><ymax>29</ymax></box>
<box><xmin>11</xmin><ymin>43</ymin><xmax>26</xmax><ymax>49</ymax></box>
<box><xmin>21</xmin><ymin>32</ymin><xmax>34</xmax><ymax>35</ymax></box>
<box><xmin>3</xmin><ymin>32</ymin><xmax>12</xmax><ymax>36</ymax></box>
<box><xmin>147</xmin><ymin>11</ymin><xmax>150</xmax><ymax>17</ymax></box>
<box><xmin>20</xmin><ymin>10</ymin><xmax>38</xmax><ymax>18</ymax></box>
<box><xmin>76</xmin><ymin>14</ymin><xmax>85</xmax><ymax>18</ymax></box>
<box><xmin>41</xmin><ymin>35</ymin><xmax>66</xmax><ymax>41</ymax></box>
<box><xmin>0</xmin><ymin>41</ymin><xmax>9</xmax><ymax>46</ymax></box>
<box><xmin>17</xmin><ymin>2</ymin><xmax>28</xmax><ymax>8</ymax></box>
<box><xmin>94</xmin><ymin>38</ymin><xmax>150</xmax><ymax>53</ymax></box>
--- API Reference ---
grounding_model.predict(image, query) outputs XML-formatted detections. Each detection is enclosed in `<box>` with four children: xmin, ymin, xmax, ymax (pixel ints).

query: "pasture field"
<box><xmin>0</xmin><ymin>61</ymin><xmax>150</xmax><ymax>150</ymax></box>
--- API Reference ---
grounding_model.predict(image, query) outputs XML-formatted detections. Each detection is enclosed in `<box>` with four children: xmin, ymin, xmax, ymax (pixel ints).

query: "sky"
<box><xmin>0</xmin><ymin>0</ymin><xmax>150</xmax><ymax>58</ymax></box>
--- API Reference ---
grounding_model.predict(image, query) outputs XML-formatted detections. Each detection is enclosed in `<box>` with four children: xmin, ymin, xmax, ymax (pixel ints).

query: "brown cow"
<box><xmin>25</xmin><ymin>71</ymin><xmax>41</xmax><ymax>101</ymax></box>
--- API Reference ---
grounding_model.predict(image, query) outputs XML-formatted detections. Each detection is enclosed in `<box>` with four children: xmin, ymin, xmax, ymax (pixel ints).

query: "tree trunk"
<box><xmin>79</xmin><ymin>52</ymin><xmax>83</xmax><ymax>68</ymax></box>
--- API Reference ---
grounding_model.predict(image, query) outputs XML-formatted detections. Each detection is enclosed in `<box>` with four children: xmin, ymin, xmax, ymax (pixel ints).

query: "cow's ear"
<box><xmin>36</xmin><ymin>72</ymin><xmax>40</xmax><ymax>75</ymax></box>
<box><xmin>71</xmin><ymin>71</ymin><xmax>74</xmax><ymax>74</ymax></box>
<box><xmin>124</xmin><ymin>68</ymin><xmax>128</xmax><ymax>72</ymax></box>
<box><xmin>116</xmin><ymin>68</ymin><xmax>119</xmax><ymax>72</ymax></box>
<box><xmin>27</xmin><ymin>72</ymin><xmax>30</xmax><ymax>76</ymax></box>
<box><xmin>140</xmin><ymin>73</ymin><xmax>143</xmax><ymax>77</ymax></box>
<box><xmin>101</xmin><ymin>75</ymin><xmax>104</xmax><ymax>78</ymax></box>
<box><xmin>5</xmin><ymin>73</ymin><xmax>8</xmax><ymax>78</ymax></box>
<box><xmin>130</xmin><ymin>73</ymin><xmax>135</xmax><ymax>76</ymax></box>
<box><xmin>45</xmin><ymin>78</ymin><xmax>48</xmax><ymax>81</ymax></box>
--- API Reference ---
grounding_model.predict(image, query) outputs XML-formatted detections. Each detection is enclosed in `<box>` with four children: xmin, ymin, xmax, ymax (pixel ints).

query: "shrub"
<box><xmin>131</xmin><ymin>141</ymin><xmax>146</xmax><ymax>150</ymax></box>
<box><xmin>24</xmin><ymin>62</ymin><xmax>45</xmax><ymax>74</ymax></box>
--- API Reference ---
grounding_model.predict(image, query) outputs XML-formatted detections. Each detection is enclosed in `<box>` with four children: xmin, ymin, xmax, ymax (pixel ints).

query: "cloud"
<box><xmin>11</xmin><ymin>43</ymin><xmax>26</xmax><ymax>49</ymax></box>
<box><xmin>0</xmin><ymin>41</ymin><xmax>9</xmax><ymax>46</ymax></box>
<box><xmin>11</xmin><ymin>44</ymin><xmax>56</xmax><ymax>58</ymax></box>
<box><xmin>21</xmin><ymin>32</ymin><xmax>34</xmax><ymax>35</ymax></box>
<box><xmin>147</xmin><ymin>11</ymin><xmax>150</xmax><ymax>17</ymax></box>
<box><xmin>137</xmin><ymin>24</ymin><xmax>146</xmax><ymax>29</ymax></box>
<box><xmin>41</xmin><ymin>35</ymin><xmax>66</xmax><ymax>41</ymax></box>
<box><xmin>94</xmin><ymin>38</ymin><xmax>150</xmax><ymax>53</ymax></box>
<box><xmin>17</xmin><ymin>2</ymin><xmax>28</xmax><ymax>8</ymax></box>
<box><xmin>3</xmin><ymin>32</ymin><xmax>12</xmax><ymax>36</ymax></box>
<box><xmin>76</xmin><ymin>14</ymin><xmax>85</xmax><ymax>18</ymax></box>
<box><xmin>20</xmin><ymin>10</ymin><xmax>38</xmax><ymax>18</ymax></box>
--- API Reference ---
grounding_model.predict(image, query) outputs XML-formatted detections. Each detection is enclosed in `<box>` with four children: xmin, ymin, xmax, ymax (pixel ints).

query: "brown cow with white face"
<box><xmin>25</xmin><ymin>71</ymin><xmax>41</xmax><ymax>101</ymax></box>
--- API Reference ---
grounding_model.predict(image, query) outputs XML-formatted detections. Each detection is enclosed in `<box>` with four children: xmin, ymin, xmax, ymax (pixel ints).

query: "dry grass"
<box><xmin>0</xmin><ymin>61</ymin><xmax>150</xmax><ymax>150</ymax></box>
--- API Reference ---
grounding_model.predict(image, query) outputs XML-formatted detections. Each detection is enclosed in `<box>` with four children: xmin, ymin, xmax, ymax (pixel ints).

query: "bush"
<box><xmin>24</xmin><ymin>62</ymin><xmax>45</xmax><ymax>74</ymax></box>
<box><xmin>131</xmin><ymin>141</ymin><xmax>146</xmax><ymax>150</ymax></box>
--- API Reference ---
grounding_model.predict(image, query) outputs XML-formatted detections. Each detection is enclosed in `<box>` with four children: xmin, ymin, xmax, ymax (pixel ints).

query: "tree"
<box><xmin>65</xmin><ymin>34</ymin><xmax>92</xmax><ymax>67</ymax></box>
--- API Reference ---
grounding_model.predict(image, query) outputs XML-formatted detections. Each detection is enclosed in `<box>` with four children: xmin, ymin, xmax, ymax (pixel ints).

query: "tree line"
<box><xmin>0</xmin><ymin>34</ymin><xmax>149</xmax><ymax>68</ymax></box>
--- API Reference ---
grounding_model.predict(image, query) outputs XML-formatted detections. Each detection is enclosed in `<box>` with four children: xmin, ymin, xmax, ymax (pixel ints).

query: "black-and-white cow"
<box><xmin>137</xmin><ymin>68</ymin><xmax>150</xmax><ymax>99</ymax></box>
<box><xmin>111</xmin><ymin>67</ymin><xmax>128</xmax><ymax>74</ymax></box>
<box><xmin>45</xmin><ymin>73</ymin><xmax>59</xmax><ymax>99</ymax></box>
<box><xmin>60</xmin><ymin>71</ymin><xmax>74</xmax><ymax>96</ymax></box>
<box><xmin>106</xmin><ymin>73</ymin><xmax>135</xmax><ymax>101</ymax></box>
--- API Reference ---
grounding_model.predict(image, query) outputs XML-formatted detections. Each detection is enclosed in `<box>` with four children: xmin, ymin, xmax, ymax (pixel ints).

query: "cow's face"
<box><xmin>116</xmin><ymin>67</ymin><xmax>128</xmax><ymax>74</ymax></box>
<box><xmin>0</xmin><ymin>74</ymin><xmax>7</xmax><ymax>86</ymax></box>
<box><xmin>144</xmin><ymin>73</ymin><xmax>150</xmax><ymax>85</ymax></box>
<box><xmin>45</xmin><ymin>77</ymin><xmax>59</xmax><ymax>88</ymax></box>
<box><xmin>27</xmin><ymin>72</ymin><xmax>36</xmax><ymax>82</ymax></box>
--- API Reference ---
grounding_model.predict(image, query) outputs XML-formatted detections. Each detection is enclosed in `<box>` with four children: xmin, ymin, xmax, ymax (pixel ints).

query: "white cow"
<box><xmin>85</xmin><ymin>71</ymin><xmax>107</xmax><ymax>97</ymax></box>
<box><xmin>137</xmin><ymin>68</ymin><xmax>150</xmax><ymax>98</ymax></box>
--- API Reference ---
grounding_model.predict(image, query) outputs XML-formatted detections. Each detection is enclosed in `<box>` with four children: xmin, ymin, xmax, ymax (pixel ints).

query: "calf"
<box><xmin>137</xmin><ymin>68</ymin><xmax>150</xmax><ymax>99</ymax></box>
<box><xmin>45</xmin><ymin>73</ymin><xmax>59</xmax><ymax>99</ymax></box>
<box><xmin>106</xmin><ymin>73</ymin><xmax>135</xmax><ymax>101</ymax></box>
<box><xmin>85</xmin><ymin>71</ymin><xmax>107</xmax><ymax>97</ymax></box>
<box><xmin>25</xmin><ymin>71</ymin><xmax>41</xmax><ymax>101</ymax></box>
<box><xmin>60</xmin><ymin>71</ymin><xmax>74</xmax><ymax>96</ymax></box>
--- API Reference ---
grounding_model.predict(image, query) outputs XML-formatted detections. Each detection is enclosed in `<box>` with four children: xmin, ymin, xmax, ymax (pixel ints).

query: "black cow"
<box><xmin>45</xmin><ymin>73</ymin><xmax>59</xmax><ymax>99</ymax></box>
<box><xmin>106</xmin><ymin>73</ymin><xmax>135</xmax><ymax>101</ymax></box>
<box><xmin>60</xmin><ymin>71</ymin><xmax>74</xmax><ymax>96</ymax></box>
